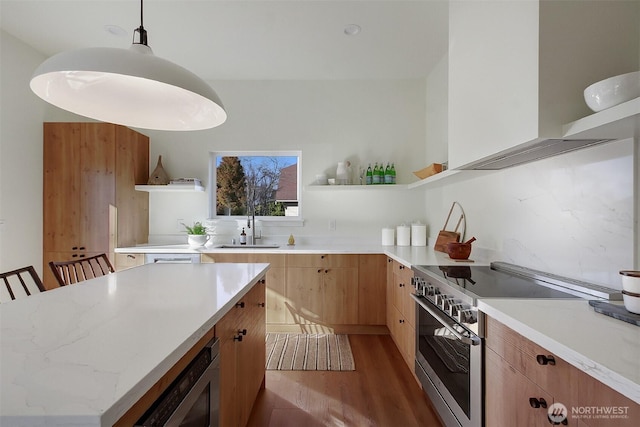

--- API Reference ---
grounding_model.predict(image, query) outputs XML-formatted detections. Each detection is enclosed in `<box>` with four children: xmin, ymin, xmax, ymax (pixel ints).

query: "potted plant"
<box><xmin>182</xmin><ymin>222</ymin><xmax>209</xmax><ymax>247</ymax></box>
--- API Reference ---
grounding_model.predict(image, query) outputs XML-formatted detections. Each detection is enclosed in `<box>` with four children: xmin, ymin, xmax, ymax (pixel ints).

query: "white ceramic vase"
<box><xmin>188</xmin><ymin>234</ymin><xmax>209</xmax><ymax>247</ymax></box>
<box><xmin>336</xmin><ymin>162</ymin><xmax>349</xmax><ymax>185</ymax></box>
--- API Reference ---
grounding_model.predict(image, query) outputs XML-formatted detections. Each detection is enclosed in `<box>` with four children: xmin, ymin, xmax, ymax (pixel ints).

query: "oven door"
<box><xmin>412</xmin><ymin>295</ymin><xmax>482</xmax><ymax>427</ymax></box>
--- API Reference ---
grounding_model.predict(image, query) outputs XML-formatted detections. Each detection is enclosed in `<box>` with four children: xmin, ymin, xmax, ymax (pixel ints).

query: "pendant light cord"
<box><xmin>133</xmin><ymin>0</ymin><xmax>148</xmax><ymax>46</ymax></box>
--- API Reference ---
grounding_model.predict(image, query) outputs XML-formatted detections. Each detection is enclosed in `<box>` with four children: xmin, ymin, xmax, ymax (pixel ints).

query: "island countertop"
<box><xmin>0</xmin><ymin>262</ymin><xmax>270</xmax><ymax>427</ymax></box>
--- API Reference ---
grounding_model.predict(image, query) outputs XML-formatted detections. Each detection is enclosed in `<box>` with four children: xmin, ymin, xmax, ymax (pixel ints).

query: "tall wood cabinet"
<box><xmin>43</xmin><ymin>122</ymin><xmax>149</xmax><ymax>288</ymax></box>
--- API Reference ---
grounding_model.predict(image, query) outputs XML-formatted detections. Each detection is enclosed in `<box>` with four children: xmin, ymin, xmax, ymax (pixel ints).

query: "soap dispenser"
<box><xmin>240</xmin><ymin>228</ymin><xmax>247</xmax><ymax>245</ymax></box>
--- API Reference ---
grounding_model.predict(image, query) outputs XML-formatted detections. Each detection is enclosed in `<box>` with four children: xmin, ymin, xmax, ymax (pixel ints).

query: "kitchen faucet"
<box><xmin>247</xmin><ymin>210</ymin><xmax>262</xmax><ymax>245</ymax></box>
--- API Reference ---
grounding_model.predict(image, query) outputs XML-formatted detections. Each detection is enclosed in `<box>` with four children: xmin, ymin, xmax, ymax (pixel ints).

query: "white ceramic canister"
<box><xmin>411</xmin><ymin>222</ymin><xmax>427</xmax><ymax>246</ymax></box>
<box><xmin>381</xmin><ymin>227</ymin><xmax>395</xmax><ymax>246</ymax></box>
<box><xmin>396</xmin><ymin>224</ymin><xmax>411</xmax><ymax>246</ymax></box>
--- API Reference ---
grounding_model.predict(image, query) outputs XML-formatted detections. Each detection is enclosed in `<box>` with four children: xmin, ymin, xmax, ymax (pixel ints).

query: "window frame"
<box><xmin>207</xmin><ymin>150</ymin><xmax>303</xmax><ymax>223</ymax></box>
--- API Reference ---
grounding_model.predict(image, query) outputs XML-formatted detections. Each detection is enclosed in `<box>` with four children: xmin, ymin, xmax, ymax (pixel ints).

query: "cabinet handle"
<box><xmin>325</xmin><ymin>269</ymin><xmax>329</xmax><ymax>274</ymax></box>
<box><xmin>127</xmin><ymin>254</ymin><xmax>135</xmax><ymax>259</ymax></box>
<box><xmin>258</xmin><ymin>302</ymin><xmax>265</xmax><ymax>308</ymax></box>
<box><xmin>388</xmin><ymin>258</ymin><xmax>392</xmax><ymax>263</ymax></box>
<box><xmin>72</xmin><ymin>246</ymin><xmax>78</xmax><ymax>250</ymax></box>
<box><xmin>399</xmin><ymin>265</ymin><xmax>405</xmax><ymax>270</ymax></box>
<box><xmin>399</xmin><ymin>319</ymin><xmax>405</xmax><ymax>324</ymax></box>
<box><xmin>235</xmin><ymin>302</ymin><xmax>245</xmax><ymax>308</ymax></box>
<box><xmin>321</xmin><ymin>255</ymin><xmax>325</xmax><ymax>259</ymax></box>
<box><xmin>399</xmin><ymin>283</ymin><xmax>405</xmax><ymax>287</ymax></box>
<box><xmin>238</xmin><ymin>329</ymin><xmax>247</xmax><ymax>336</ymax></box>
<box><xmin>233</xmin><ymin>334</ymin><xmax>243</xmax><ymax>342</ymax></box>
<box><xmin>536</xmin><ymin>355</ymin><xmax>556</xmax><ymax>366</ymax></box>
<box><xmin>260</xmin><ymin>278</ymin><xmax>266</xmax><ymax>284</ymax></box>
<box><xmin>318</xmin><ymin>269</ymin><xmax>322</xmax><ymax>273</ymax></box>
<box><xmin>79</xmin><ymin>246</ymin><xmax>85</xmax><ymax>250</ymax></box>
<box><xmin>79</xmin><ymin>254</ymin><xmax>85</xmax><ymax>258</ymax></box>
<box><xmin>72</xmin><ymin>254</ymin><xmax>78</xmax><ymax>258</ymax></box>
<box><xmin>529</xmin><ymin>397</ymin><xmax>547</xmax><ymax>409</ymax></box>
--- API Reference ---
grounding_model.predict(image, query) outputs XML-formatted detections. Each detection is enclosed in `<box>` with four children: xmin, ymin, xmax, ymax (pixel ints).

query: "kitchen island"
<box><xmin>0</xmin><ymin>262</ymin><xmax>269</xmax><ymax>427</ymax></box>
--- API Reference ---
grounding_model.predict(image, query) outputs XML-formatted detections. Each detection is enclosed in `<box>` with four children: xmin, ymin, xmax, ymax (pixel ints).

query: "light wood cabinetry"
<box><xmin>358</xmin><ymin>254</ymin><xmax>387</xmax><ymax>325</ymax></box>
<box><xmin>386</xmin><ymin>257</ymin><xmax>416</xmax><ymax>373</ymax></box>
<box><xmin>203</xmin><ymin>253</ymin><xmax>386</xmax><ymax>332</ymax></box>
<box><xmin>219</xmin><ymin>278</ymin><xmax>266</xmax><ymax>427</ymax></box>
<box><xmin>114</xmin><ymin>253</ymin><xmax>145</xmax><ymax>271</ymax></box>
<box><xmin>485</xmin><ymin>315</ymin><xmax>640</xmax><ymax>427</ymax></box>
<box><xmin>202</xmin><ymin>253</ymin><xmax>286</xmax><ymax>325</ymax></box>
<box><xmin>286</xmin><ymin>254</ymin><xmax>359</xmax><ymax>327</ymax></box>
<box><xmin>447</xmin><ymin>1</ymin><xmax>638</xmax><ymax>169</ymax></box>
<box><xmin>43</xmin><ymin>123</ymin><xmax>149</xmax><ymax>288</ymax></box>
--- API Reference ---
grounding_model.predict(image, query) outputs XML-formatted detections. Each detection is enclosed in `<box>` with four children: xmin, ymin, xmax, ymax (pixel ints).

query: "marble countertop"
<box><xmin>115</xmin><ymin>242</ymin><xmax>491</xmax><ymax>267</ymax></box>
<box><xmin>0</xmin><ymin>263</ymin><xmax>270</xmax><ymax>427</ymax></box>
<box><xmin>479</xmin><ymin>298</ymin><xmax>640</xmax><ymax>404</ymax></box>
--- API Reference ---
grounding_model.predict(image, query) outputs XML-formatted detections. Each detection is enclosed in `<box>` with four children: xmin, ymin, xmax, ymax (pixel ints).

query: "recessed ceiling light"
<box><xmin>104</xmin><ymin>24</ymin><xmax>127</xmax><ymax>37</ymax></box>
<box><xmin>344</xmin><ymin>24</ymin><xmax>361</xmax><ymax>36</ymax></box>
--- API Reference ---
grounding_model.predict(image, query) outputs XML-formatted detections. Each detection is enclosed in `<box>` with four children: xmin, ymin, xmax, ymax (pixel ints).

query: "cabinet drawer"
<box><xmin>286</xmin><ymin>254</ymin><xmax>358</xmax><ymax>268</ymax></box>
<box><xmin>485</xmin><ymin>316</ymin><xmax>579</xmax><ymax>405</ymax></box>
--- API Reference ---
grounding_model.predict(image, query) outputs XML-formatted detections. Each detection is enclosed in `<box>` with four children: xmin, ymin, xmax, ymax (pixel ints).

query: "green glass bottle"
<box><xmin>365</xmin><ymin>163</ymin><xmax>373</xmax><ymax>185</ymax></box>
<box><xmin>384</xmin><ymin>162</ymin><xmax>391</xmax><ymax>184</ymax></box>
<box><xmin>390</xmin><ymin>163</ymin><xmax>396</xmax><ymax>184</ymax></box>
<box><xmin>372</xmin><ymin>162</ymin><xmax>381</xmax><ymax>184</ymax></box>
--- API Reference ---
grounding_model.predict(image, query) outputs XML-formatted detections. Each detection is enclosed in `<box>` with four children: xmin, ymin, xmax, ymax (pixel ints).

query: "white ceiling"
<box><xmin>0</xmin><ymin>0</ymin><xmax>450</xmax><ymax>80</ymax></box>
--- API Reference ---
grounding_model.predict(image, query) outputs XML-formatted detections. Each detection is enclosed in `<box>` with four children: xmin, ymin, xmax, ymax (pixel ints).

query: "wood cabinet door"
<box><xmin>323</xmin><ymin>267</ymin><xmax>358</xmax><ymax>324</ymax></box>
<box><xmin>217</xmin><ymin>308</ymin><xmax>240</xmax><ymax>427</ymax></box>
<box><xmin>115</xmin><ymin>125</ymin><xmax>149</xmax><ymax>247</ymax></box>
<box><xmin>285</xmin><ymin>267</ymin><xmax>323</xmax><ymax>325</ymax></box>
<box><xmin>485</xmin><ymin>347</ymin><xmax>553</xmax><ymax>427</ymax></box>
<box><xmin>357</xmin><ymin>254</ymin><xmax>386</xmax><ymax>325</ymax></box>
<box><xmin>43</xmin><ymin>123</ymin><xmax>82</xmax><ymax>252</ymax></box>
<box><xmin>79</xmin><ymin>123</ymin><xmax>116</xmax><ymax>252</ymax></box>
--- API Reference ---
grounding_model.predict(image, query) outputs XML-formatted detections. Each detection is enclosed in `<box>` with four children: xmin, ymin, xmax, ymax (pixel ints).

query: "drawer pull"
<box><xmin>529</xmin><ymin>397</ymin><xmax>547</xmax><ymax>409</ymax></box>
<box><xmin>235</xmin><ymin>302</ymin><xmax>245</xmax><ymax>308</ymax></box>
<box><xmin>258</xmin><ymin>302</ymin><xmax>265</xmax><ymax>307</ymax></box>
<box><xmin>536</xmin><ymin>354</ymin><xmax>556</xmax><ymax>366</ymax></box>
<box><xmin>238</xmin><ymin>329</ymin><xmax>247</xmax><ymax>336</ymax></box>
<box><xmin>233</xmin><ymin>334</ymin><xmax>243</xmax><ymax>342</ymax></box>
<box><xmin>399</xmin><ymin>319</ymin><xmax>405</xmax><ymax>324</ymax></box>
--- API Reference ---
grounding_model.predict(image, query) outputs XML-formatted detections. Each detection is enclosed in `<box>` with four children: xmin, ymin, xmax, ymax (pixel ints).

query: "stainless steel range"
<box><xmin>410</xmin><ymin>262</ymin><xmax>621</xmax><ymax>427</ymax></box>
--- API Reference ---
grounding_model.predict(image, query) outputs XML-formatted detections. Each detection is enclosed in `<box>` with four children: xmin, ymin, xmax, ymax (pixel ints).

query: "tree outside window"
<box><xmin>214</xmin><ymin>154</ymin><xmax>299</xmax><ymax>217</ymax></box>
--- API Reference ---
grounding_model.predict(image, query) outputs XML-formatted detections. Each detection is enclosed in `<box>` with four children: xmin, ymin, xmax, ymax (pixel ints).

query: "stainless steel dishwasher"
<box><xmin>135</xmin><ymin>338</ymin><xmax>220</xmax><ymax>427</ymax></box>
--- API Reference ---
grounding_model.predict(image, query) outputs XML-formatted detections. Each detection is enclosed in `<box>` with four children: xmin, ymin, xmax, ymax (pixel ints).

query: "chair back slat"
<box><xmin>49</xmin><ymin>254</ymin><xmax>115</xmax><ymax>287</ymax></box>
<box><xmin>0</xmin><ymin>266</ymin><xmax>46</xmax><ymax>302</ymax></box>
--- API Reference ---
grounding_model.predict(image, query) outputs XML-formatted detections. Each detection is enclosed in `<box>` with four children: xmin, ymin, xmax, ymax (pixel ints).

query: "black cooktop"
<box><xmin>416</xmin><ymin>264</ymin><xmax>580</xmax><ymax>300</ymax></box>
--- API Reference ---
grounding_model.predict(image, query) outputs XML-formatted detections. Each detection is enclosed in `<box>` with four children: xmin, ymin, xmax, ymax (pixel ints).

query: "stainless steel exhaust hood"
<box><xmin>459</xmin><ymin>138</ymin><xmax>616</xmax><ymax>170</ymax></box>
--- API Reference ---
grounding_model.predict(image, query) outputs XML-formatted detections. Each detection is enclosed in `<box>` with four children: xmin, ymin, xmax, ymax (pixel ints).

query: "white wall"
<box><xmin>143</xmin><ymin>79</ymin><xmax>429</xmax><ymax>244</ymax></box>
<box><xmin>0</xmin><ymin>30</ymin><xmax>46</xmax><ymax>275</ymax></box>
<box><xmin>424</xmin><ymin>140</ymin><xmax>635</xmax><ymax>289</ymax></box>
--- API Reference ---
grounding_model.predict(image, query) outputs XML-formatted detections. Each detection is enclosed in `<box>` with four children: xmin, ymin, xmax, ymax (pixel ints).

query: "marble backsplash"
<box><xmin>428</xmin><ymin>138</ymin><xmax>636</xmax><ymax>290</ymax></box>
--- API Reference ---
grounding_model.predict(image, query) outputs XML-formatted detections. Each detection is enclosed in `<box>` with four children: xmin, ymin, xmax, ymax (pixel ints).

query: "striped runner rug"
<box><xmin>266</xmin><ymin>333</ymin><xmax>355</xmax><ymax>371</ymax></box>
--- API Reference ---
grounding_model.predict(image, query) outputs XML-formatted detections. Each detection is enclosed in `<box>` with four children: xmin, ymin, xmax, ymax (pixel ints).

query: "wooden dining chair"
<box><xmin>0</xmin><ymin>266</ymin><xmax>46</xmax><ymax>302</ymax></box>
<box><xmin>49</xmin><ymin>253</ymin><xmax>115</xmax><ymax>287</ymax></box>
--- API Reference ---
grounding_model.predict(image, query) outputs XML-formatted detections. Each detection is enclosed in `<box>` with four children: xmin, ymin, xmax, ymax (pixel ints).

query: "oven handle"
<box><xmin>411</xmin><ymin>294</ymin><xmax>481</xmax><ymax>346</ymax></box>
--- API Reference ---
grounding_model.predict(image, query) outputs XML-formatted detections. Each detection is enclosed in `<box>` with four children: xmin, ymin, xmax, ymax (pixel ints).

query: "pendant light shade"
<box><xmin>30</xmin><ymin>2</ymin><xmax>226</xmax><ymax>131</ymax></box>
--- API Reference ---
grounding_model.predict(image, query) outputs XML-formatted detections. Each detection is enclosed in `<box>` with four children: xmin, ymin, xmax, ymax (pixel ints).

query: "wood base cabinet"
<box><xmin>386</xmin><ymin>258</ymin><xmax>416</xmax><ymax>375</ymax></box>
<box><xmin>219</xmin><ymin>278</ymin><xmax>266</xmax><ymax>427</ymax></box>
<box><xmin>485</xmin><ymin>315</ymin><xmax>640</xmax><ymax>427</ymax></box>
<box><xmin>43</xmin><ymin>123</ymin><xmax>149</xmax><ymax>288</ymax></box>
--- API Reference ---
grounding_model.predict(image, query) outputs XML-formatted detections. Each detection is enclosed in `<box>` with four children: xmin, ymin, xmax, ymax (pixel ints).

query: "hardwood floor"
<box><xmin>247</xmin><ymin>334</ymin><xmax>443</xmax><ymax>427</ymax></box>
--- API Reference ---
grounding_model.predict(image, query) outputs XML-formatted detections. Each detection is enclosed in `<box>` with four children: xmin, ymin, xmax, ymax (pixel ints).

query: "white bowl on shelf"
<box><xmin>622</xmin><ymin>290</ymin><xmax>640</xmax><ymax>315</ymax></box>
<box><xmin>583</xmin><ymin>71</ymin><xmax>640</xmax><ymax>112</ymax></box>
<box><xmin>620</xmin><ymin>270</ymin><xmax>640</xmax><ymax>294</ymax></box>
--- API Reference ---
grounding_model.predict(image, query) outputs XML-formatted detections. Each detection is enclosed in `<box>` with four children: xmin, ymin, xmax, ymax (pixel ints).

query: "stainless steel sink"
<box><xmin>216</xmin><ymin>244</ymin><xmax>280</xmax><ymax>249</ymax></box>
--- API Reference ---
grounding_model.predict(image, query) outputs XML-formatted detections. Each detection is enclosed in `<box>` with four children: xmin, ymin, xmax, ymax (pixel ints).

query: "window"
<box><xmin>208</xmin><ymin>151</ymin><xmax>301</xmax><ymax>220</ymax></box>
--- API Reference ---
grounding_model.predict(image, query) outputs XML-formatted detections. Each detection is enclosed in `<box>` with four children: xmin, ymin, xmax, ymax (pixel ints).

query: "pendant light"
<box><xmin>30</xmin><ymin>0</ymin><xmax>226</xmax><ymax>131</ymax></box>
